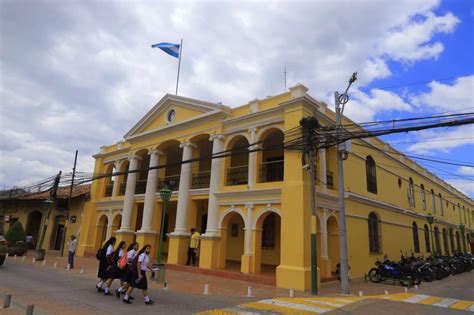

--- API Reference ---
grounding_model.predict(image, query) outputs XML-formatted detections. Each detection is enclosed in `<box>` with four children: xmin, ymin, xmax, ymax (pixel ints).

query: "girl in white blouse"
<box><xmin>123</xmin><ymin>244</ymin><xmax>154</xmax><ymax>305</ymax></box>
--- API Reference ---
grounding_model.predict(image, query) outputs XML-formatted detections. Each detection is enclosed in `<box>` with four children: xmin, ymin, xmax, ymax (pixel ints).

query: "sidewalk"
<box><xmin>3</xmin><ymin>251</ymin><xmax>409</xmax><ymax>299</ymax></box>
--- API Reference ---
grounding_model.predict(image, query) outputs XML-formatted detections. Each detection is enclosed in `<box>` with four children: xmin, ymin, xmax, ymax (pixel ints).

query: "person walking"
<box><xmin>116</xmin><ymin>242</ymin><xmax>138</xmax><ymax>299</ymax></box>
<box><xmin>68</xmin><ymin>235</ymin><xmax>78</xmax><ymax>269</ymax></box>
<box><xmin>96</xmin><ymin>236</ymin><xmax>116</xmax><ymax>292</ymax></box>
<box><xmin>103</xmin><ymin>241</ymin><xmax>126</xmax><ymax>296</ymax></box>
<box><xmin>186</xmin><ymin>228</ymin><xmax>200</xmax><ymax>266</ymax></box>
<box><xmin>123</xmin><ymin>244</ymin><xmax>154</xmax><ymax>305</ymax></box>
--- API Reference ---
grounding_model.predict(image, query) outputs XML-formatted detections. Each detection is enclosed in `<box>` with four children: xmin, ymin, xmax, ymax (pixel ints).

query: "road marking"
<box><xmin>305</xmin><ymin>299</ymin><xmax>346</xmax><ymax>308</ymax></box>
<box><xmin>258</xmin><ymin>299</ymin><xmax>330</xmax><ymax>313</ymax></box>
<box><xmin>417</xmin><ymin>296</ymin><xmax>443</xmax><ymax>305</ymax></box>
<box><xmin>432</xmin><ymin>298</ymin><xmax>459</xmax><ymax>308</ymax></box>
<box><xmin>468</xmin><ymin>304</ymin><xmax>474</xmax><ymax>312</ymax></box>
<box><xmin>403</xmin><ymin>294</ymin><xmax>430</xmax><ymax>303</ymax></box>
<box><xmin>450</xmin><ymin>301</ymin><xmax>474</xmax><ymax>311</ymax></box>
<box><xmin>334</xmin><ymin>298</ymin><xmax>356</xmax><ymax>303</ymax></box>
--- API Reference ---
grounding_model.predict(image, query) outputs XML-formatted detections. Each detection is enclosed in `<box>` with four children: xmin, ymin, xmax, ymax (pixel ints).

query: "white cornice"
<box><xmin>127</xmin><ymin>110</ymin><xmax>226</xmax><ymax>143</ymax></box>
<box><xmin>96</xmin><ymin>199</ymin><xmax>124</xmax><ymax>210</ymax></box>
<box><xmin>222</xmin><ymin>106</ymin><xmax>284</xmax><ymax>126</ymax></box>
<box><xmin>215</xmin><ymin>188</ymin><xmax>281</xmax><ymax>200</ymax></box>
<box><xmin>93</xmin><ymin>147</ymin><xmax>130</xmax><ymax>159</ymax></box>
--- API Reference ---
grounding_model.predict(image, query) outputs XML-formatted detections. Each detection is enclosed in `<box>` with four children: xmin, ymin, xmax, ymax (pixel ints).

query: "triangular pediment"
<box><xmin>124</xmin><ymin>94</ymin><xmax>230</xmax><ymax>139</ymax></box>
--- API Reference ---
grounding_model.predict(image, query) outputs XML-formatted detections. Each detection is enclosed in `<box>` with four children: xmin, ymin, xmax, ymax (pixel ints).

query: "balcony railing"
<box><xmin>118</xmin><ymin>182</ymin><xmax>126</xmax><ymax>196</ymax></box>
<box><xmin>259</xmin><ymin>160</ymin><xmax>284</xmax><ymax>183</ymax></box>
<box><xmin>326</xmin><ymin>171</ymin><xmax>334</xmax><ymax>190</ymax></box>
<box><xmin>158</xmin><ymin>175</ymin><xmax>180</xmax><ymax>191</ymax></box>
<box><xmin>192</xmin><ymin>170</ymin><xmax>211</xmax><ymax>189</ymax></box>
<box><xmin>135</xmin><ymin>180</ymin><xmax>147</xmax><ymax>194</ymax></box>
<box><xmin>104</xmin><ymin>183</ymin><xmax>113</xmax><ymax>197</ymax></box>
<box><xmin>226</xmin><ymin>165</ymin><xmax>248</xmax><ymax>186</ymax></box>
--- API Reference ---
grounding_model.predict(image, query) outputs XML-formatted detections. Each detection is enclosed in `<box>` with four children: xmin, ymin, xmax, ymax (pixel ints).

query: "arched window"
<box><xmin>455</xmin><ymin>231</ymin><xmax>461</xmax><ymax>253</ymax></box>
<box><xmin>412</xmin><ymin>222</ymin><xmax>420</xmax><ymax>253</ymax></box>
<box><xmin>431</xmin><ymin>189</ymin><xmax>436</xmax><ymax>214</ymax></box>
<box><xmin>420</xmin><ymin>184</ymin><xmax>426</xmax><ymax>210</ymax></box>
<box><xmin>434</xmin><ymin>226</ymin><xmax>441</xmax><ymax>254</ymax></box>
<box><xmin>439</xmin><ymin>193</ymin><xmax>444</xmax><ymax>216</ymax></box>
<box><xmin>366</xmin><ymin>156</ymin><xmax>377</xmax><ymax>194</ymax></box>
<box><xmin>424</xmin><ymin>224</ymin><xmax>431</xmax><ymax>253</ymax></box>
<box><xmin>463</xmin><ymin>206</ymin><xmax>467</xmax><ymax>226</ymax></box>
<box><xmin>408</xmin><ymin>178</ymin><xmax>415</xmax><ymax>207</ymax></box>
<box><xmin>262</xmin><ymin>213</ymin><xmax>276</xmax><ymax>249</ymax></box>
<box><xmin>442</xmin><ymin>228</ymin><xmax>449</xmax><ymax>255</ymax></box>
<box><xmin>368</xmin><ymin>212</ymin><xmax>381</xmax><ymax>253</ymax></box>
<box><xmin>449</xmin><ymin>228</ymin><xmax>455</xmax><ymax>254</ymax></box>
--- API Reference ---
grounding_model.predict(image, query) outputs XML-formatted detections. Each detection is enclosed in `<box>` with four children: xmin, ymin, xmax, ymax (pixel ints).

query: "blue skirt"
<box><xmin>129</xmin><ymin>270</ymin><xmax>148</xmax><ymax>290</ymax></box>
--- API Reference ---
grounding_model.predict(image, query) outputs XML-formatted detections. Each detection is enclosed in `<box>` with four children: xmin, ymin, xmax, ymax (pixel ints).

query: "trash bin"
<box><xmin>151</xmin><ymin>263</ymin><xmax>166</xmax><ymax>283</ymax></box>
<box><xmin>36</xmin><ymin>249</ymin><xmax>46</xmax><ymax>261</ymax></box>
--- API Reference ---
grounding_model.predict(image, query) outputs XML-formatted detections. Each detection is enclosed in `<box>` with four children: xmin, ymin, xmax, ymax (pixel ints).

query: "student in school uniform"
<box><xmin>96</xmin><ymin>236</ymin><xmax>116</xmax><ymax>292</ymax></box>
<box><xmin>115</xmin><ymin>242</ymin><xmax>138</xmax><ymax>299</ymax></box>
<box><xmin>123</xmin><ymin>244</ymin><xmax>154</xmax><ymax>305</ymax></box>
<box><xmin>103</xmin><ymin>241</ymin><xmax>126</xmax><ymax>295</ymax></box>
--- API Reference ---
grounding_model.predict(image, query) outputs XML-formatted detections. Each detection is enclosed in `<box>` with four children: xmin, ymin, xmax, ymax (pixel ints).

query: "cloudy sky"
<box><xmin>0</xmin><ymin>0</ymin><xmax>473</xmax><ymax>197</ymax></box>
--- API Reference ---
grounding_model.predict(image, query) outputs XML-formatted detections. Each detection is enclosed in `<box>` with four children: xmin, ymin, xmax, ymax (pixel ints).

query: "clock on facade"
<box><xmin>167</xmin><ymin>109</ymin><xmax>176</xmax><ymax>122</ymax></box>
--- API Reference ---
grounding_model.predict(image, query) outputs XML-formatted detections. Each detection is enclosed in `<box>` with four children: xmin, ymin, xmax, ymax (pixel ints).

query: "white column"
<box><xmin>321</xmin><ymin>208</ymin><xmax>329</xmax><ymax>258</ymax></box>
<box><xmin>248</xmin><ymin>128</ymin><xmax>257</xmax><ymax>189</ymax></box>
<box><xmin>172</xmin><ymin>141</ymin><xmax>196</xmax><ymax>235</ymax></box>
<box><xmin>118</xmin><ymin>155</ymin><xmax>140</xmax><ymax>231</ymax></box>
<box><xmin>244</xmin><ymin>204</ymin><xmax>254</xmax><ymax>255</ymax></box>
<box><xmin>111</xmin><ymin>160</ymin><xmax>120</xmax><ymax>197</ymax></box>
<box><xmin>204</xmin><ymin>135</ymin><xmax>225</xmax><ymax>236</ymax></box>
<box><xmin>139</xmin><ymin>150</ymin><xmax>162</xmax><ymax>232</ymax></box>
<box><xmin>319</xmin><ymin>149</ymin><xmax>327</xmax><ymax>192</ymax></box>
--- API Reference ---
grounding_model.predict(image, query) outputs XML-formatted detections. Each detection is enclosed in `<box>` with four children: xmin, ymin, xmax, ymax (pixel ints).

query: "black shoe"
<box><xmin>104</xmin><ymin>291</ymin><xmax>113</xmax><ymax>296</ymax></box>
<box><xmin>129</xmin><ymin>296</ymin><xmax>135</xmax><ymax>300</ymax></box>
<box><xmin>115</xmin><ymin>288</ymin><xmax>121</xmax><ymax>299</ymax></box>
<box><xmin>96</xmin><ymin>286</ymin><xmax>104</xmax><ymax>292</ymax></box>
<box><xmin>123</xmin><ymin>298</ymin><xmax>132</xmax><ymax>304</ymax></box>
<box><xmin>145</xmin><ymin>300</ymin><xmax>154</xmax><ymax>305</ymax></box>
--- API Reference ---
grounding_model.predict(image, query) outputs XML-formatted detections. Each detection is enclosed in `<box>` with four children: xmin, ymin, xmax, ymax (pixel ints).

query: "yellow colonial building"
<box><xmin>77</xmin><ymin>84</ymin><xmax>473</xmax><ymax>291</ymax></box>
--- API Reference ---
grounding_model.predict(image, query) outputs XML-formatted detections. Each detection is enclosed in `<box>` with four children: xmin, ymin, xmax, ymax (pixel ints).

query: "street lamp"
<box><xmin>36</xmin><ymin>198</ymin><xmax>54</xmax><ymax>261</ymax></box>
<box><xmin>426</xmin><ymin>213</ymin><xmax>434</xmax><ymax>254</ymax></box>
<box><xmin>157</xmin><ymin>186</ymin><xmax>172</xmax><ymax>264</ymax></box>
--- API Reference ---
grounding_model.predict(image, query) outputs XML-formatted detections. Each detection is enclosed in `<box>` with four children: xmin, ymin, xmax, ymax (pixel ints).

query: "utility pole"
<box><xmin>335</xmin><ymin>72</ymin><xmax>357</xmax><ymax>295</ymax></box>
<box><xmin>60</xmin><ymin>150</ymin><xmax>78</xmax><ymax>257</ymax></box>
<box><xmin>300</xmin><ymin>116</ymin><xmax>320</xmax><ymax>295</ymax></box>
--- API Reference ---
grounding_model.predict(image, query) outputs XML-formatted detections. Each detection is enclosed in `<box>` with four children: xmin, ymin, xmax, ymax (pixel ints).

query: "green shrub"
<box><xmin>5</xmin><ymin>221</ymin><xmax>26</xmax><ymax>243</ymax></box>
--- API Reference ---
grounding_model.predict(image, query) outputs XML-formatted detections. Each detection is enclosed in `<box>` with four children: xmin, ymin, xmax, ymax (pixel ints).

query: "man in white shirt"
<box><xmin>68</xmin><ymin>235</ymin><xmax>78</xmax><ymax>269</ymax></box>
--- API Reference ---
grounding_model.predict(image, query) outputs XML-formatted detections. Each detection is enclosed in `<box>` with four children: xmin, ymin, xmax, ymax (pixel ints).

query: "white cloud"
<box><xmin>406</xmin><ymin>125</ymin><xmax>474</xmax><ymax>154</ymax></box>
<box><xmin>411</xmin><ymin>75</ymin><xmax>474</xmax><ymax>111</ymax></box>
<box><xmin>458</xmin><ymin>166</ymin><xmax>474</xmax><ymax>176</ymax></box>
<box><xmin>0</xmin><ymin>0</ymin><xmax>465</xmax><ymax>190</ymax></box>
<box><xmin>446</xmin><ymin>179</ymin><xmax>474</xmax><ymax>196</ymax></box>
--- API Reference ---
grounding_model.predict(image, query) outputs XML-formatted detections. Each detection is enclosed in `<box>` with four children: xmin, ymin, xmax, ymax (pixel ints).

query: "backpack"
<box><xmin>96</xmin><ymin>247</ymin><xmax>105</xmax><ymax>261</ymax></box>
<box><xmin>118</xmin><ymin>251</ymin><xmax>128</xmax><ymax>270</ymax></box>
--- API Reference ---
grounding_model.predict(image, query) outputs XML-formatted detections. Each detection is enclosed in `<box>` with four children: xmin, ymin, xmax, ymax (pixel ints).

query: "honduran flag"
<box><xmin>151</xmin><ymin>42</ymin><xmax>180</xmax><ymax>58</ymax></box>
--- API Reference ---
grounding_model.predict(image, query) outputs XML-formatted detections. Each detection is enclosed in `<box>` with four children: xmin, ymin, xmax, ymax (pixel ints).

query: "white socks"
<box><xmin>97</xmin><ymin>281</ymin><xmax>104</xmax><ymax>288</ymax></box>
<box><xmin>104</xmin><ymin>287</ymin><xmax>110</xmax><ymax>293</ymax></box>
<box><xmin>124</xmin><ymin>294</ymin><xmax>129</xmax><ymax>300</ymax></box>
<box><xmin>145</xmin><ymin>296</ymin><xmax>150</xmax><ymax>302</ymax></box>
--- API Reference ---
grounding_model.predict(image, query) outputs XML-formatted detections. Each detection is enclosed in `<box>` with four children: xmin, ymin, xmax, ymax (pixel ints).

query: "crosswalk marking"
<box><xmin>258</xmin><ymin>299</ymin><xmax>330</xmax><ymax>313</ymax></box>
<box><xmin>432</xmin><ymin>298</ymin><xmax>459</xmax><ymax>308</ymax></box>
<box><xmin>305</xmin><ymin>299</ymin><xmax>346</xmax><ymax>308</ymax></box>
<box><xmin>403</xmin><ymin>294</ymin><xmax>430</xmax><ymax>303</ymax></box>
<box><xmin>334</xmin><ymin>298</ymin><xmax>356</xmax><ymax>303</ymax></box>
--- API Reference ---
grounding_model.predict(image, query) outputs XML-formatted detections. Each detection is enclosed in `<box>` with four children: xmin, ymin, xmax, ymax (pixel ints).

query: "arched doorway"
<box><xmin>51</xmin><ymin>215</ymin><xmax>66</xmax><ymax>250</ymax></box>
<box><xmin>218</xmin><ymin>211</ymin><xmax>245</xmax><ymax>271</ymax></box>
<box><xmin>96</xmin><ymin>215</ymin><xmax>108</xmax><ymax>250</ymax></box>
<box><xmin>434</xmin><ymin>226</ymin><xmax>441</xmax><ymax>254</ymax></box>
<box><xmin>327</xmin><ymin>216</ymin><xmax>340</xmax><ymax>275</ymax></box>
<box><xmin>26</xmin><ymin>211</ymin><xmax>43</xmax><ymax>249</ymax></box>
<box><xmin>254</xmin><ymin>211</ymin><xmax>281</xmax><ymax>274</ymax></box>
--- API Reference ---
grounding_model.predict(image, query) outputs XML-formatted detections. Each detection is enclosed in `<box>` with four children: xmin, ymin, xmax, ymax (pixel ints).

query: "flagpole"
<box><xmin>175</xmin><ymin>39</ymin><xmax>183</xmax><ymax>95</ymax></box>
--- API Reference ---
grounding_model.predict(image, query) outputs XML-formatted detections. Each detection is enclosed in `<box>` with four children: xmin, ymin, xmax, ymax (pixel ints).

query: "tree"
<box><xmin>6</xmin><ymin>221</ymin><xmax>26</xmax><ymax>243</ymax></box>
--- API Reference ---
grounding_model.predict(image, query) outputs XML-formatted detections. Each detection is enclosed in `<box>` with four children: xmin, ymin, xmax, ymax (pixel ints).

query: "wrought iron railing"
<box><xmin>192</xmin><ymin>170</ymin><xmax>211</xmax><ymax>189</ymax></box>
<box><xmin>326</xmin><ymin>171</ymin><xmax>334</xmax><ymax>190</ymax></box>
<box><xmin>135</xmin><ymin>180</ymin><xmax>147</xmax><ymax>194</ymax></box>
<box><xmin>226</xmin><ymin>165</ymin><xmax>248</xmax><ymax>186</ymax></box>
<box><xmin>118</xmin><ymin>182</ymin><xmax>126</xmax><ymax>195</ymax></box>
<box><xmin>104</xmin><ymin>183</ymin><xmax>113</xmax><ymax>197</ymax></box>
<box><xmin>258</xmin><ymin>160</ymin><xmax>284</xmax><ymax>183</ymax></box>
<box><xmin>158</xmin><ymin>175</ymin><xmax>180</xmax><ymax>191</ymax></box>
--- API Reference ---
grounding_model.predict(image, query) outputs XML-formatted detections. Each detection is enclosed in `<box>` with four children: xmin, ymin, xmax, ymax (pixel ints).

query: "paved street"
<box><xmin>1</xmin><ymin>255</ymin><xmax>473</xmax><ymax>314</ymax></box>
<box><xmin>0</xmin><ymin>261</ymin><xmax>250</xmax><ymax>314</ymax></box>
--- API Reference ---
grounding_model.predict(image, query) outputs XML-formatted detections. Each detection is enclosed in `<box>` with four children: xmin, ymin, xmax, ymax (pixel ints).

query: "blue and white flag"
<box><xmin>151</xmin><ymin>42</ymin><xmax>180</xmax><ymax>58</ymax></box>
